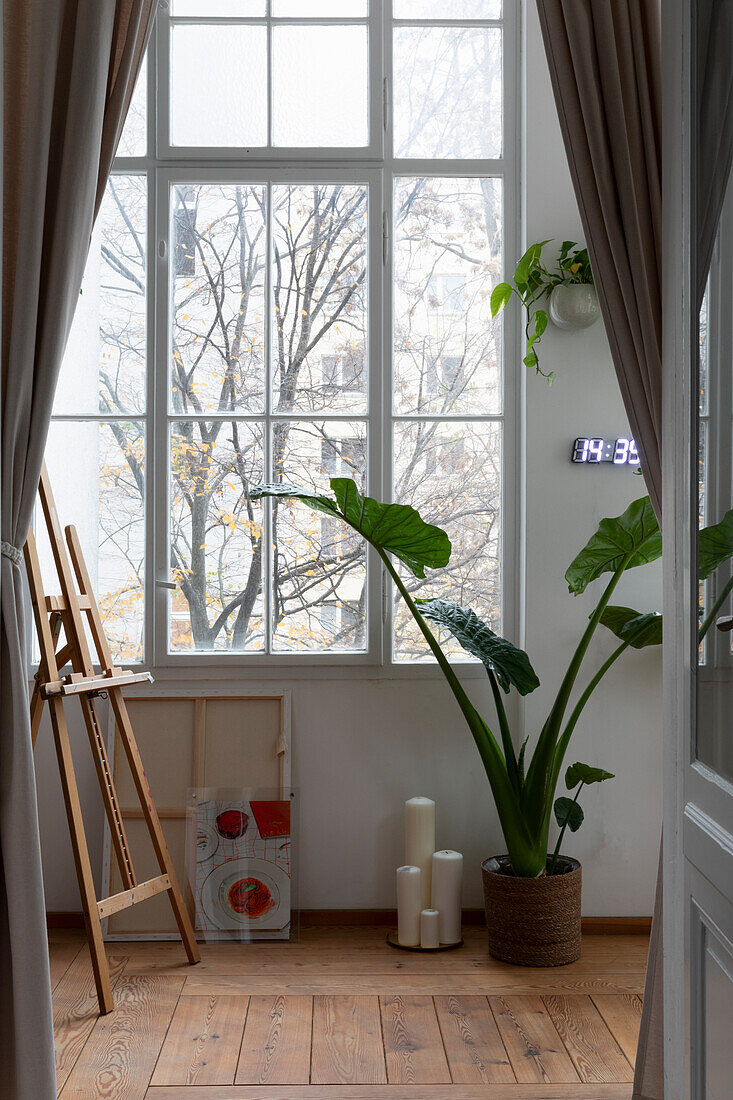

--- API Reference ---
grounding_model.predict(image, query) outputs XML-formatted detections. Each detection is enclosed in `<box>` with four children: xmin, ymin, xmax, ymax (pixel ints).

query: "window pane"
<box><xmin>272</xmin><ymin>26</ymin><xmax>368</xmax><ymax>146</ymax></box>
<box><xmin>171</xmin><ymin>184</ymin><xmax>266</xmax><ymax>414</ymax></box>
<box><xmin>172</xmin><ymin>0</ymin><xmax>265</xmax><ymax>12</ymax></box>
<box><xmin>117</xmin><ymin>55</ymin><xmax>147</xmax><ymax>157</ymax></box>
<box><xmin>271</xmin><ymin>184</ymin><xmax>367</xmax><ymax>414</ymax></box>
<box><xmin>395</xmin><ymin>0</ymin><xmax>500</xmax><ymax>16</ymax></box>
<box><xmin>273</xmin><ymin>0</ymin><xmax>367</xmax><ymax>12</ymax></box>
<box><xmin>42</xmin><ymin>421</ymin><xmax>145</xmax><ymax>663</ymax></box>
<box><xmin>55</xmin><ymin>176</ymin><xmax>147</xmax><ymax>416</ymax></box>
<box><xmin>272</xmin><ymin>420</ymin><xmax>367</xmax><ymax>652</ymax></box>
<box><xmin>169</xmin><ymin>420</ymin><xmax>265</xmax><ymax>652</ymax></box>
<box><xmin>393</xmin><ymin>420</ymin><xmax>501</xmax><ymax>661</ymax></box>
<box><xmin>394</xmin><ymin>177</ymin><xmax>502</xmax><ymax>416</ymax></box>
<box><xmin>394</xmin><ymin>26</ymin><xmax>502</xmax><ymax>158</ymax></box>
<box><xmin>170</xmin><ymin>25</ymin><xmax>267</xmax><ymax>147</ymax></box>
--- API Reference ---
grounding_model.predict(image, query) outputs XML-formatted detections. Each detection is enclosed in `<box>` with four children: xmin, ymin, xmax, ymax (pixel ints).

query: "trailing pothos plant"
<box><xmin>251</xmin><ymin>480</ymin><xmax>733</xmax><ymax>877</ymax></box>
<box><xmin>490</xmin><ymin>239</ymin><xmax>593</xmax><ymax>385</ymax></box>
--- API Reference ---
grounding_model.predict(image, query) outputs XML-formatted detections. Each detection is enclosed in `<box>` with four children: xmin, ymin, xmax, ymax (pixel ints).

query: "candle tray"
<box><xmin>386</xmin><ymin>930</ymin><xmax>464</xmax><ymax>952</ymax></box>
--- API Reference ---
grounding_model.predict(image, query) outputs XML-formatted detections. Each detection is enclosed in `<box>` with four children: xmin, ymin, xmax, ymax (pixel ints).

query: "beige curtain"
<box><xmin>1</xmin><ymin>2</ymin><xmax>154</xmax><ymax>1095</ymax></box>
<box><xmin>533</xmin><ymin>3</ymin><xmax>663</xmax><ymax>1099</ymax></box>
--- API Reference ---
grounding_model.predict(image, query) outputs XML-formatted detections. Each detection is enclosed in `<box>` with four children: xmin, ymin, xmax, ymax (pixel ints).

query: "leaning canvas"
<box><xmin>188</xmin><ymin>789</ymin><xmax>293</xmax><ymax>941</ymax></box>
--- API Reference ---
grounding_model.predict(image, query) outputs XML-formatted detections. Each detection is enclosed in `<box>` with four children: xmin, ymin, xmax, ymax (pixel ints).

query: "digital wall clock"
<box><xmin>571</xmin><ymin>437</ymin><xmax>639</xmax><ymax>465</ymax></box>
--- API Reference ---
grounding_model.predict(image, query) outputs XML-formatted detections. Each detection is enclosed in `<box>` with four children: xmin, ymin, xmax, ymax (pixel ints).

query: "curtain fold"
<box><xmin>1</xmin><ymin>3</ymin><xmax>155</xmax><ymax>1095</ymax></box>
<box><xmin>533</xmin><ymin>4</ymin><xmax>663</xmax><ymax>1099</ymax></box>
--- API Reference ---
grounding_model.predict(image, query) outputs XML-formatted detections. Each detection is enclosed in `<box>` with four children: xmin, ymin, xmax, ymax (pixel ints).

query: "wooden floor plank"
<box><xmin>150</xmin><ymin>995</ymin><xmax>248</xmax><ymax>1086</ymax></box>
<box><xmin>145</xmin><ymin>1084</ymin><xmax>634</xmax><ymax>1099</ymax></box>
<box><xmin>235</xmin><ymin>995</ymin><xmax>312</xmax><ymax>1085</ymax></box>
<box><xmin>50</xmin><ymin>936</ymin><xmax>86</xmax><ymax>991</ymax></box>
<box><xmin>434</xmin><ymin>994</ymin><xmax>516</xmax><ymax>1084</ymax></box>
<box><xmin>311</xmin><ymin>996</ymin><xmax>386</xmax><ymax>1085</ymax></box>
<box><xmin>59</xmin><ymin>976</ymin><xmax>184</xmax><ymax>1099</ymax></box>
<box><xmin>54</xmin><ymin>950</ymin><xmax>128</xmax><ymax>1093</ymax></box>
<box><xmin>591</xmin><ymin>995</ymin><xmax>642</xmax><ymax>1067</ymax></box>
<box><xmin>490</xmin><ymin>994</ymin><xmax>580</xmax><ymax>1084</ymax></box>
<box><xmin>544</xmin><ymin>995</ymin><xmax>633</xmax><ymax>1083</ymax></box>
<box><xmin>182</xmin><ymin>972</ymin><xmax>644</xmax><ymax>997</ymax></box>
<box><xmin>380</xmin><ymin>995</ymin><xmax>450</xmax><ymax>1084</ymax></box>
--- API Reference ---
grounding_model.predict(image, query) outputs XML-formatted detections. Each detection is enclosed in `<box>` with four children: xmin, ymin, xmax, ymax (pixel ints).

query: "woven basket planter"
<box><xmin>481</xmin><ymin>854</ymin><xmax>582</xmax><ymax>967</ymax></box>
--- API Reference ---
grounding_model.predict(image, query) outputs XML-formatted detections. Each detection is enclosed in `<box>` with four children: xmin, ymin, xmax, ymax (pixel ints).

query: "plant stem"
<box><xmin>548</xmin><ymin>782</ymin><xmax>584</xmax><ymax>876</ymax></box>
<box><xmin>380</xmin><ymin>549</ymin><xmax>540</xmax><ymax>873</ymax></box>
<box><xmin>550</xmin><ymin>640</ymin><xmax>629</xmax><ymax>791</ymax></box>
<box><xmin>522</xmin><ymin>566</ymin><xmax>625</xmax><ymax>824</ymax></box>
<box><xmin>487</xmin><ymin>669</ymin><xmax>520</xmax><ymax>794</ymax></box>
<box><xmin>699</xmin><ymin>573</ymin><xmax>733</xmax><ymax>641</ymax></box>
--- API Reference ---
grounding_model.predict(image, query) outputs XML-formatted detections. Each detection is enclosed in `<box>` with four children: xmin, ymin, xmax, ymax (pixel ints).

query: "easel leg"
<box><xmin>49</xmin><ymin>698</ymin><xmax>115</xmax><ymax>1014</ymax></box>
<box><xmin>109</xmin><ymin>690</ymin><xmax>200</xmax><ymax>965</ymax></box>
<box><xmin>80</xmin><ymin>695</ymin><xmax>136</xmax><ymax>891</ymax></box>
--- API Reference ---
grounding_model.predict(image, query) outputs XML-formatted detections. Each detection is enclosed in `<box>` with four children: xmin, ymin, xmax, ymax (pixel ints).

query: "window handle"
<box><xmin>156</xmin><ymin>579</ymin><xmax>176</xmax><ymax>591</ymax></box>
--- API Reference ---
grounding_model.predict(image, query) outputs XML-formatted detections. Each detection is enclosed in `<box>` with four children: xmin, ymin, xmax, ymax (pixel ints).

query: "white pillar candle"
<box><xmin>420</xmin><ymin>908</ymin><xmax>440</xmax><ymax>949</ymax></box>
<box><xmin>431</xmin><ymin>849</ymin><xmax>463</xmax><ymax>945</ymax></box>
<box><xmin>405</xmin><ymin>796</ymin><xmax>435</xmax><ymax>909</ymax></box>
<box><xmin>396</xmin><ymin>865</ymin><xmax>422</xmax><ymax>947</ymax></box>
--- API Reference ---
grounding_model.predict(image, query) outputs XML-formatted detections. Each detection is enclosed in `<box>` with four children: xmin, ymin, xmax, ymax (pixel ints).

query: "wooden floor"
<box><xmin>51</xmin><ymin>926</ymin><xmax>647</xmax><ymax>1099</ymax></box>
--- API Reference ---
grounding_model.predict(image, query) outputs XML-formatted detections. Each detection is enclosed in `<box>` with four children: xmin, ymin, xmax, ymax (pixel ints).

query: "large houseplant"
<box><xmin>252</xmin><ymin>481</ymin><xmax>733</xmax><ymax>963</ymax></box>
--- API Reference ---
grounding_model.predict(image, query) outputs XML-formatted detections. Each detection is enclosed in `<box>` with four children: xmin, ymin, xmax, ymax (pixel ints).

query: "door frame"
<box><xmin>662</xmin><ymin>0</ymin><xmax>693</xmax><ymax>1095</ymax></box>
<box><xmin>663</xmin><ymin>3</ymin><xmax>733</xmax><ymax>1098</ymax></box>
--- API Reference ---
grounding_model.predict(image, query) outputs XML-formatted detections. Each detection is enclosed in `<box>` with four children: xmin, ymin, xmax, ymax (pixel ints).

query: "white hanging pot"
<box><xmin>548</xmin><ymin>284</ymin><xmax>600</xmax><ymax>331</ymax></box>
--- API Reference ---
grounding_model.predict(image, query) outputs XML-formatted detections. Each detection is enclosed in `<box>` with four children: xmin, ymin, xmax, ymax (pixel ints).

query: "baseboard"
<box><xmin>46</xmin><ymin>910</ymin><xmax>652</xmax><ymax>934</ymax></box>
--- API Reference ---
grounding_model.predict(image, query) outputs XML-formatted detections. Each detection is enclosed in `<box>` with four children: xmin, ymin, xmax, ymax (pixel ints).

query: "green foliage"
<box><xmin>698</xmin><ymin>509</ymin><xmax>733</xmax><ymax>579</ymax></box>
<box><xmin>600</xmin><ymin>606</ymin><xmax>662</xmax><ymax>648</ymax></box>
<box><xmin>554</xmin><ymin>797</ymin><xmax>584</xmax><ymax>832</ymax></box>
<box><xmin>490</xmin><ymin>239</ymin><xmax>594</xmax><ymax>383</ymax></box>
<box><xmin>565</xmin><ymin>762</ymin><xmax>615</xmax><ymax>788</ymax></box>
<box><xmin>251</xmin><ymin>478</ymin><xmax>451</xmax><ymax>579</ymax></box>
<box><xmin>565</xmin><ymin>497</ymin><xmax>661</xmax><ymax>595</ymax></box>
<box><xmin>415</xmin><ymin>598</ymin><xmax>540</xmax><ymax>696</ymax></box>
<box><xmin>253</xmin><ymin>479</ymin><xmax>733</xmax><ymax>878</ymax></box>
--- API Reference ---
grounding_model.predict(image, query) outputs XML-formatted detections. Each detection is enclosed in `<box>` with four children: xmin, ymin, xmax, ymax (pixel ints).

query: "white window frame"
<box><xmin>50</xmin><ymin>0</ymin><xmax>521</xmax><ymax>675</ymax></box>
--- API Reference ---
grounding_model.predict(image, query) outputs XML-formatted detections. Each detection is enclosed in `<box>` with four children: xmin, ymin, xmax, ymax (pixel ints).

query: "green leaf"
<box><xmin>698</xmin><ymin>509</ymin><xmax>733</xmax><ymax>580</ymax></box>
<box><xmin>554</xmin><ymin>796</ymin><xmax>584</xmax><ymax>831</ymax></box>
<box><xmin>534</xmin><ymin>309</ymin><xmax>548</xmax><ymax>337</ymax></box>
<box><xmin>415</xmin><ymin>598</ymin><xmax>540</xmax><ymax>695</ymax></box>
<box><xmin>490</xmin><ymin>282</ymin><xmax>513</xmax><ymax>317</ymax></box>
<box><xmin>565</xmin><ymin>496</ymin><xmax>662</xmax><ymax>595</ymax></box>
<box><xmin>514</xmin><ymin>240</ymin><xmax>551</xmax><ymax>287</ymax></box>
<box><xmin>250</xmin><ymin>478</ymin><xmax>451</xmax><ymax>580</ymax></box>
<box><xmin>599</xmin><ymin>605</ymin><xmax>663</xmax><ymax>648</ymax></box>
<box><xmin>523</xmin><ymin>350</ymin><xmax>538</xmax><ymax>369</ymax></box>
<box><xmin>546</xmin><ymin>371</ymin><xmax>556</xmax><ymax>386</ymax></box>
<box><xmin>565</xmin><ymin>762</ymin><xmax>615</xmax><ymax>789</ymax></box>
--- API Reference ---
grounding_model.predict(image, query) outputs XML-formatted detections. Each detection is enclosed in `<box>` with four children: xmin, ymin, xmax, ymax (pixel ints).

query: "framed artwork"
<box><xmin>101</xmin><ymin>690</ymin><xmax>291</xmax><ymax>940</ymax></box>
<box><xmin>189</xmin><ymin>789</ymin><xmax>294</xmax><ymax>941</ymax></box>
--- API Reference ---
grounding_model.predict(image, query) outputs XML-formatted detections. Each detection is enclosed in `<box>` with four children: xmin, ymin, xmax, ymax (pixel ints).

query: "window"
<box><xmin>45</xmin><ymin>1</ymin><xmax>518</xmax><ymax>667</ymax></box>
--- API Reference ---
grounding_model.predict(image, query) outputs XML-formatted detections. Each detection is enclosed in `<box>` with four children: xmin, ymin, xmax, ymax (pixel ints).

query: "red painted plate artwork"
<box><xmin>200</xmin><ymin>857</ymin><xmax>290</xmax><ymax>930</ymax></box>
<box><xmin>250</xmin><ymin>800</ymin><xmax>290</xmax><ymax>838</ymax></box>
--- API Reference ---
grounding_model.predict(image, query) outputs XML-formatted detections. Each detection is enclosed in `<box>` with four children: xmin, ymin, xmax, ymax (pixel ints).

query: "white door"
<box><xmin>664</xmin><ymin>3</ymin><xmax>733</xmax><ymax>1097</ymax></box>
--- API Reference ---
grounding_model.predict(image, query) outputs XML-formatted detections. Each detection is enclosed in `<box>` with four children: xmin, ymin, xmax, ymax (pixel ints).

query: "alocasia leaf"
<box><xmin>599</xmin><ymin>605</ymin><xmax>663</xmax><ymax>648</ymax></box>
<box><xmin>698</xmin><ymin>509</ymin><xmax>733</xmax><ymax>580</ymax></box>
<box><xmin>250</xmin><ymin>478</ymin><xmax>451</xmax><ymax>579</ymax></box>
<box><xmin>565</xmin><ymin>496</ymin><xmax>662</xmax><ymax>595</ymax></box>
<box><xmin>415</xmin><ymin>598</ymin><xmax>540</xmax><ymax>695</ymax></box>
<box><xmin>554</xmin><ymin>796</ymin><xmax>584</xmax><ymax>831</ymax></box>
<box><xmin>565</xmin><ymin>762</ymin><xmax>615</xmax><ymax>788</ymax></box>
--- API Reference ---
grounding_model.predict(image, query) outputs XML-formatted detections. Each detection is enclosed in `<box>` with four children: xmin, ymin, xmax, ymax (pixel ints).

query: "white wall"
<box><xmin>35</xmin><ymin>2</ymin><xmax>661</xmax><ymax>919</ymax></box>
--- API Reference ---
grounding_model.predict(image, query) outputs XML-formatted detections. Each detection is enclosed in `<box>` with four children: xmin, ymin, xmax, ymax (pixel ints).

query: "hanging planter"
<box><xmin>491</xmin><ymin>240</ymin><xmax>596</xmax><ymax>384</ymax></box>
<box><xmin>549</xmin><ymin>284</ymin><xmax>600</xmax><ymax>331</ymax></box>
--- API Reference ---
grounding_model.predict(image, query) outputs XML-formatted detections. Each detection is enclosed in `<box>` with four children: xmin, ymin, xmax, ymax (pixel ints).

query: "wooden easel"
<box><xmin>26</xmin><ymin>464</ymin><xmax>200</xmax><ymax>1014</ymax></box>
